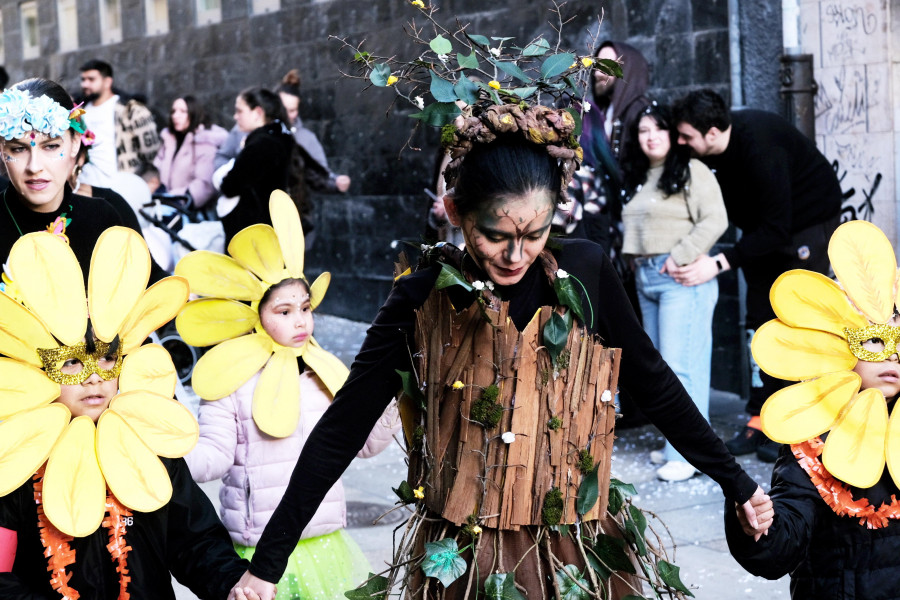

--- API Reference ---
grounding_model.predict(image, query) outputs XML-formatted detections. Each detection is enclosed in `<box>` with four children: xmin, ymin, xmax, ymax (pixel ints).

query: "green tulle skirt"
<box><xmin>235</xmin><ymin>529</ymin><xmax>372</xmax><ymax>600</ymax></box>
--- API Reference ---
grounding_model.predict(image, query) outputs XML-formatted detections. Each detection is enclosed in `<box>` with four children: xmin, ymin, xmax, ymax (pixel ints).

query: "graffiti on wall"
<box><xmin>834</xmin><ymin>158</ymin><xmax>881</xmax><ymax>223</ymax></box>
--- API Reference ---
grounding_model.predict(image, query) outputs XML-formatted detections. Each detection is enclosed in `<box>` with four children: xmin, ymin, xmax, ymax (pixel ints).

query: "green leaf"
<box><xmin>483</xmin><ymin>572</ymin><xmax>527</xmax><ymax>600</ymax></box>
<box><xmin>543</xmin><ymin>311</ymin><xmax>570</xmax><ymax>362</ymax></box>
<box><xmin>554</xmin><ymin>275</ymin><xmax>586</xmax><ymax>326</ymax></box>
<box><xmin>410</xmin><ymin>102</ymin><xmax>462</xmax><ymax>127</ymax></box>
<box><xmin>454</xmin><ymin>77</ymin><xmax>479</xmax><ymax>105</ymax></box>
<box><xmin>344</xmin><ymin>573</ymin><xmax>389</xmax><ymax>599</ymax></box>
<box><xmin>421</xmin><ymin>538</ymin><xmax>468</xmax><ymax>587</ymax></box>
<box><xmin>353</xmin><ymin>51</ymin><xmax>371</xmax><ymax>63</ymax></box>
<box><xmin>564</xmin><ymin>75</ymin><xmax>580</xmax><ymax>96</ymax></box>
<box><xmin>564</xmin><ymin>107</ymin><xmax>582</xmax><ymax>137</ymax></box>
<box><xmin>576</xmin><ymin>465</ymin><xmax>599</xmax><ymax>515</ymax></box>
<box><xmin>430</xmin><ymin>71</ymin><xmax>458</xmax><ymax>102</ymax></box>
<box><xmin>555</xmin><ymin>565</ymin><xmax>592</xmax><ymax>600</ymax></box>
<box><xmin>597</xmin><ymin>58</ymin><xmax>624</xmax><ymax>79</ymax></box>
<box><xmin>395</xmin><ymin>369</ymin><xmax>426</xmax><ymax>409</ymax></box>
<box><xmin>541</xmin><ymin>52</ymin><xmax>576</xmax><ymax>79</ymax></box>
<box><xmin>590</xmin><ymin>534</ymin><xmax>636</xmax><ymax>579</ymax></box>
<box><xmin>369</xmin><ymin>63</ymin><xmax>391</xmax><ymax>87</ymax></box>
<box><xmin>494</xmin><ymin>60</ymin><xmax>532</xmax><ymax>84</ymax></box>
<box><xmin>549</xmin><ymin>523</ymin><xmax>570</xmax><ymax>535</ymax></box>
<box><xmin>624</xmin><ymin>505</ymin><xmax>648</xmax><ymax>557</ymax></box>
<box><xmin>434</xmin><ymin>262</ymin><xmax>474</xmax><ymax>291</ymax></box>
<box><xmin>457</xmin><ymin>51</ymin><xmax>479</xmax><ymax>69</ymax></box>
<box><xmin>491</xmin><ymin>36</ymin><xmax>514</xmax><ymax>42</ymax></box>
<box><xmin>511</xmin><ymin>86</ymin><xmax>538</xmax><ymax>99</ymax></box>
<box><xmin>523</xmin><ymin>38</ymin><xmax>551</xmax><ymax>56</ymax></box>
<box><xmin>430</xmin><ymin>34</ymin><xmax>453</xmax><ymax>55</ymax></box>
<box><xmin>466</xmin><ymin>33</ymin><xmax>490</xmax><ymax>47</ymax></box>
<box><xmin>658</xmin><ymin>560</ymin><xmax>695</xmax><ymax>597</ymax></box>
<box><xmin>610</xmin><ymin>478</ymin><xmax>638</xmax><ymax>498</ymax></box>
<box><xmin>392</xmin><ymin>479</ymin><xmax>416</xmax><ymax>504</ymax></box>
<box><xmin>608</xmin><ymin>487</ymin><xmax>624</xmax><ymax>516</ymax></box>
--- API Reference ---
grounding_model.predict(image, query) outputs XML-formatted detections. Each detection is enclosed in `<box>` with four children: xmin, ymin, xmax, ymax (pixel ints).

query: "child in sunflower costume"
<box><xmin>726</xmin><ymin>220</ymin><xmax>900</xmax><ymax>598</ymax></box>
<box><xmin>175</xmin><ymin>191</ymin><xmax>400</xmax><ymax>600</ymax></box>
<box><xmin>0</xmin><ymin>227</ymin><xmax>256</xmax><ymax>599</ymax></box>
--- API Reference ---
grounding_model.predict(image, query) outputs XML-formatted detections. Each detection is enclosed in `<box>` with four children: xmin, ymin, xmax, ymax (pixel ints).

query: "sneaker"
<box><xmin>756</xmin><ymin>437</ymin><xmax>783</xmax><ymax>463</ymax></box>
<box><xmin>656</xmin><ymin>461</ymin><xmax>697</xmax><ymax>482</ymax></box>
<box><xmin>650</xmin><ymin>450</ymin><xmax>666</xmax><ymax>465</ymax></box>
<box><xmin>725</xmin><ymin>425</ymin><xmax>767</xmax><ymax>456</ymax></box>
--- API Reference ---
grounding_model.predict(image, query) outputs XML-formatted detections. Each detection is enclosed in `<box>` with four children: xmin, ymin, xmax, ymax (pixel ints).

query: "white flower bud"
<box><xmin>501</xmin><ymin>432</ymin><xmax>516</xmax><ymax>443</ymax></box>
<box><xmin>556</xmin><ymin>269</ymin><xmax>569</xmax><ymax>279</ymax></box>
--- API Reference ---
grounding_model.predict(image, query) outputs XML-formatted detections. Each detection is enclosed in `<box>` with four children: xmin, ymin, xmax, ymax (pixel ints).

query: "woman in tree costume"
<box><xmin>727</xmin><ymin>220</ymin><xmax>900</xmax><ymax>598</ymax></box>
<box><xmin>231</xmin><ymin>6</ymin><xmax>770</xmax><ymax>599</ymax></box>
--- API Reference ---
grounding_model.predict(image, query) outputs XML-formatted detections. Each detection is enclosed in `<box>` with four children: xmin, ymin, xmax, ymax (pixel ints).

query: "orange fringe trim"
<box><xmin>32</xmin><ymin>468</ymin><xmax>132</xmax><ymax>599</ymax></box>
<box><xmin>791</xmin><ymin>437</ymin><xmax>900</xmax><ymax>529</ymax></box>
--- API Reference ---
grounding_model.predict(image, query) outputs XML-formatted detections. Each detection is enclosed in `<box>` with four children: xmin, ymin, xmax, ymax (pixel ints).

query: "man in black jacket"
<box><xmin>672</xmin><ymin>89</ymin><xmax>842</xmax><ymax>462</ymax></box>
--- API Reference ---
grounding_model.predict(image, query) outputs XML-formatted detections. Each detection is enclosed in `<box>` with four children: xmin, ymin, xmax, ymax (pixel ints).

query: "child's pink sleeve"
<box><xmin>0</xmin><ymin>526</ymin><xmax>16</xmax><ymax>571</ymax></box>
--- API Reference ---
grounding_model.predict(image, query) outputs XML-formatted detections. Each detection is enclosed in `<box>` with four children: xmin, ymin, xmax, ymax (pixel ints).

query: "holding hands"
<box><xmin>229</xmin><ymin>572</ymin><xmax>277</xmax><ymax>600</ymax></box>
<box><xmin>737</xmin><ymin>486</ymin><xmax>774</xmax><ymax>541</ymax></box>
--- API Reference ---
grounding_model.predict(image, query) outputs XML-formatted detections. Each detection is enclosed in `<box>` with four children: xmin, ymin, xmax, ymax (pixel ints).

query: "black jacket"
<box><xmin>0</xmin><ymin>458</ymin><xmax>248</xmax><ymax>599</ymax></box>
<box><xmin>725</xmin><ymin>444</ymin><xmax>900</xmax><ymax>599</ymax></box>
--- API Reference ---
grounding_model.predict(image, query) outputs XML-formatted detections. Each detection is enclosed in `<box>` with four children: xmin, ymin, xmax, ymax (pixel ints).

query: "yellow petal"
<box><xmin>119</xmin><ymin>344</ymin><xmax>177</xmax><ymax>398</ymax></box>
<box><xmin>97</xmin><ymin>410</ymin><xmax>172</xmax><ymax>512</ymax></box>
<box><xmin>0</xmin><ymin>358</ymin><xmax>60</xmax><ymax>419</ymax></box>
<box><xmin>822</xmin><ymin>388</ymin><xmax>888</xmax><ymax>488</ymax></box>
<box><xmin>227</xmin><ymin>224</ymin><xmax>285</xmax><ymax>285</ymax></box>
<box><xmin>770</xmin><ymin>270</ymin><xmax>867</xmax><ymax>336</ymax></box>
<box><xmin>270</xmin><ymin>190</ymin><xmax>305</xmax><ymax>278</ymax></box>
<box><xmin>190</xmin><ymin>334</ymin><xmax>272</xmax><ymax>400</ymax></box>
<box><xmin>0</xmin><ymin>404</ymin><xmax>70</xmax><ymax>496</ymax></box>
<box><xmin>0</xmin><ymin>291</ymin><xmax>56</xmax><ymax>366</ymax></box>
<box><xmin>885</xmin><ymin>404</ymin><xmax>900</xmax><ymax>489</ymax></box>
<box><xmin>309</xmin><ymin>272</ymin><xmax>331</xmax><ymax>311</ymax></box>
<box><xmin>8</xmin><ymin>232</ymin><xmax>86</xmax><ymax>345</ymax></box>
<box><xmin>175</xmin><ymin>250</ymin><xmax>265</xmax><ymax>301</ymax></box>
<box><xmin>302</xmin><ymin>338</ymin><xmax>349</xmax><ymax>397</ymax></box>
<box><xmin>828</xmin><ymin>220</ymin><xmax>897</xmax><ymax>323</ymax></box>
<box><xmin>752</xmin><ymin>319</ymin><xmax>856</xmax><ymax>381</ymax></box>
<box><xmin>176</xmin><ymin>298</ymin><xmax>259</xmax><ymax>347</ymax></box>
<box><xmin>109</xmin><ymin>391</ymin><xmax>199</xmax><ymax>457</ymax></box>
<box><xmin>252</xmin><ymin>349</ymin><xmax>301</xmax><ymax>438</ymax></box>
<box><xmin>119</xmin><ymin>276</ymin><xmax>190</xmax><ymax>355</ymax></box>
<box><xmin>42</xmin><ymin>416</ymin><xmax>106</xmax><ymax>537</ymax></box>
<box><xmin>89</xmin><ymin>227</ymin><xmax>152</xmax><ymax>342</ymax></box>
<box><xmin>760</xmin><ymin>371</ymin><xmax>860</xmax><ymax>443</ymax></box>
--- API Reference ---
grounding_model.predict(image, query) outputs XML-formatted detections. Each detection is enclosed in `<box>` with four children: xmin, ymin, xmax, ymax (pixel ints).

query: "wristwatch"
<box><xmin>715</xmin><ymin>257</ymin><xmax>724</xmax><ymax>273</ymax></box>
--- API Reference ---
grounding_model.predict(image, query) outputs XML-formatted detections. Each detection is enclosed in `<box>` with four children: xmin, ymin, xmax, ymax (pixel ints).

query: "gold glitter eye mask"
<box><xmin>845</xmin><ymin>324</ymin><xmax>900</xmax><ymax>362</ymax></box>
<box><xmin>37</xmin><ymin>340</ymin><xmax>123</xmax><ymax>385</ymax></box>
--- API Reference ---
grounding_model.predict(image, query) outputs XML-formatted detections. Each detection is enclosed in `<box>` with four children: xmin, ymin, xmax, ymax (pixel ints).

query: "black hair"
<box><xmin>449</xmin><ymin>135</ymin><xmax>563</xmax><ymax>217</ymax></box>
<box><xmin>258</xmin><ymin>278</ymin><xmax>311</xmax><ymax>314</ymax></box>
<box><xmin>275</xmin><ymin>69</ymin><xmax>301</xmax><ymax>99</ymax></box>
<box><xmin>622</xmin><ymin>103</ymin><xmax>691</xmax><ymax>197</ymax></box>
<box><xmin>12</xmin><ymin>78</ymin><xmax>75</xmax><ymax>111</ymax></box>
<box><xmin>80</xmin><ymin>59</ymin><xmax>113</xmax><ymax>79</ymax></box>
<box><xmin>0</xmin><ymin>67</ymin><xmax>9</xmax><ymax>90</ymax></box>
<box><xmin>238</xmin><ymin>86</ymin><xmax>288</xmax><ymax>124</ymax></box>
<box><xmin>672</xmin><ymin>89</ymin><xmax>731</xmax><ymax>135</ymax></box>
<box><xmin>83</xmin><ymin>320</ymin><xmax>120</xmax><ymax>356</ymax></box>
<box><xmin>168</xmin><ymin>95</ymin><xmax>208</xmax><ymax>134</ymax></box>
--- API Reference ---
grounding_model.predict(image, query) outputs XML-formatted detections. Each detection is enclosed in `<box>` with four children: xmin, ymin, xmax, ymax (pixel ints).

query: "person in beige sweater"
<box><xmin>621</xmin><ymin>103</ymin><xmax>728</xmax><ymax>482</ymax></box>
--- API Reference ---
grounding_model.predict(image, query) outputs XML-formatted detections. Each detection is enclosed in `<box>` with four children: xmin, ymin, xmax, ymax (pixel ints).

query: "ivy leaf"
<box><xmin>541</xmin><ymin>52</ymin><xmax>575</xmax><ymax>79</ymax></box>
<box><xmin>564</xmin><ymin>106</ymin><xmax>582</xmax><ymax>137</ymax></box>
<box><xmin>344</xmin><ymin>573</ymin><xmax>389</xmax><ymax>599</ymax></box>
<box><xmin>430</xmin><ymin>71</ymin><xmax>458</xmax><ymax>102</ymax></box>
<box><xmin>494</xmin><ymin>60</ymin><xmax>532</xmax><ymax>84</ymax></box>
<box><xmin>576</xmin><ymin>465</ymin><xmax>599</xmax><ymax>515</ymax></box>
<box><xmin>369</xmin><ymin>63</ymin><xmax>391</xmax><ymax>87</ymax></box>
<box><xmin>395</xmin><ymin>369</ymin><xmax>426</xmax><ymax>409</ymax></box>
<box><xmin>410</xmin><ymin>102</ymin><xmax>462</xmax><ymax>127</ymax></box>
<box><xmin>457</xmin><ymin>51</ymin><xmax>479</xmax><ymax>69</ymax></box>
<box><xmin>555</xmin><ymin>565</ymin><xmax>592</xmax><ymax>600</ymax></box>
<box><xmin>430</xmin><ymin>34</ymin><xmax>453</xmax><ymax>55</ymax></box>
<box><xmin>624</xmin><ymin>504</ymin><xmax>648</xmax><ymax>557</ymax></box>
<box><xmin>483</xmin><ymin>572</ymin><xmax>527</xmax><ymax>600</ymax></box>
<box><xmin>511</xmin><ymin>86</ymin><xmax>538</xmax><ymax>99</ymax></box>
<box><xmin>454</xmin><ymin>77</ymin><xmax>480</xmax><ymax>105</ymax></box>
<box><xmin>658</xmin><ymin>561</ymin><xmax>695</xmax><ymax>597</ymax></box>
<box><xmin>589</xmin><ymin>534</ymin><xmax>636</xmax><ymax>579</ymax></box>
<box><xmin>434</xmin><ymin>262</ymin><xmax>474</xmax><ymax>291</ymax></box>
<box><xmin>466</xmin><ymin>33</ymin><xmax>490</xmax><ymax>47</ymax></box>
<box><xmin>392</xmin><ymin>479</ymin><xmax>416</xmax><ymax>504</ymax></box>
<box><xmin>553</xmin><ymin>275</ymin><xmax>586</xmax><ymax>326</ymax></box>
<box><xmin>543</xmin><ymin>311</ymin><xmax>570</xmax><ymax>362</ymax></box>
<box><xmin>523</xmin><ymin>38</ymin><xmax>551</xmax><ymax>56</ymax></box>
<box><xmin>421</xmin><ymin>538</ymin><xmax>468</xmax><ymax>587</ymax></box>
<box><xmin>597</xmin><ymin>58</ymin><xmax>624</xmax><ymax>79</ymax></box>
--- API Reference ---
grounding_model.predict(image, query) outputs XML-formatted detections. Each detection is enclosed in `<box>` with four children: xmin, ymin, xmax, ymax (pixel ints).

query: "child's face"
<box><xmin>852</xmin><ymin>318</ymin><xmax>900</xmax><ymax>400</ymax></box>
<box><xmin>259</xmin><ymin>281</ymin><xmax>314</xmax><ymax>348</ymax></box>
<box><xmin>55</xmin><ymin>362</ymin><xmax>119</xmax><ymax>423</ymax></box>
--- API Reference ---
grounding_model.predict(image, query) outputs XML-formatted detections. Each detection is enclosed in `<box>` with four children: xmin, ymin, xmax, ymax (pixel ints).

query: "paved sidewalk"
<box><xmin>175</xmin><ymin>314</ymin><xmax>789</xmax><ymax>598</ymax></box>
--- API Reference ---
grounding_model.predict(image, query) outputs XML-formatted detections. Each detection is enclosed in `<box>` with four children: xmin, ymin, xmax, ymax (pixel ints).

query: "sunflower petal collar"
<box><xmin>0</xmin><ymin>227</ymin><xmax>193</xmax><ymax>537</ymax></box>
<box><xmin>175</xmin><ymin>190</ymin><xmax>349</xmax><ymax>438</ymax></box>
<box><xmin>752</xmin><ymin>220</ymin><xmax>900</xmax><ymax>490</ymax></box>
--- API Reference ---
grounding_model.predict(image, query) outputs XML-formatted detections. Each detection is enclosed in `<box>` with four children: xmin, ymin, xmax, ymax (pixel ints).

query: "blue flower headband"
<box><xmin>0</xmin><ymin>88</ymin><xmax>83</xmax><ymax>142</ymax></box>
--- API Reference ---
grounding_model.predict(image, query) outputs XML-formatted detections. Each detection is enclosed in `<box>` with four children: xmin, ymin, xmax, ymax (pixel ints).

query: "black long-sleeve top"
<box><xmin>249</xmin><ymin>238</ymin><xmax>758</xmax><ymax>582</ymax></box>
<box><xmin>701</xmin><ymin>110</ymin><xmax>842</xmax><ymax>270</ymax></box>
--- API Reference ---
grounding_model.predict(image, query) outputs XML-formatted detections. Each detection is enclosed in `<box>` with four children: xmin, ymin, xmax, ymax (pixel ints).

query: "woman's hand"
<box><xmin>228</xmin><ymin>572</ymin><xmax>277</xmax><ymax>600</ymax></box>
<box><xmin>669</xmin><ymin>254</ymin><xmax>724</xmax><ymax>286</ymax></box>
<box><xmin>658</xmin><ymin>255</ymin><xmax>679</xmax><ymax>275</ymax></box>
<box><xmin>736</xmin><ymin>486</ymin><xmax>774</xmax><ymax>541</ymax></box>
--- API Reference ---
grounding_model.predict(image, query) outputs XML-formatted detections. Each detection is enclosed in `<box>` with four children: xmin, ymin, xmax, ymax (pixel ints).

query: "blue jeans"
<box><xmin>634</xmin><ymin>254</ymin><xmax>718</xmax><ymax>462</ymax></box>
